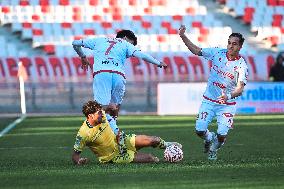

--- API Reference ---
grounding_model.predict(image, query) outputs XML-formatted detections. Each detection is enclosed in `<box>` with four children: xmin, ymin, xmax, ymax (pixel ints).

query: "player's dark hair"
<box><xmin>82</xmin><ymin>100</ymin><xmax>102</xmax><ymax>117</ymax></box>
<box><xmin>229</xmin><ymin>33</ymin><xmax>245</xmax><ymax>46</ymax></box>
<box><xmin>116</xmin><ymin>29</ymin><xmax>137</xmax><ymax>46</ymax></box>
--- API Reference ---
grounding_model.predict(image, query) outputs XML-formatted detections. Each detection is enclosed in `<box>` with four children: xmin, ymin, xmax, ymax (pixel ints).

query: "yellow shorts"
<box><xmin>111</xmin><ymin>134</ymin><xmax>137</xmax><ymax>163</ymax></box>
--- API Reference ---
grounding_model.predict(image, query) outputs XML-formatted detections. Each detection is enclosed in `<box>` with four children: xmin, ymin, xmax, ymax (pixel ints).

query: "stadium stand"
<box><xmin>0</xmin><ymin>0</ymin><xmax>280</xmax><ymax>113</ymax></box>
<box><xmin>216</xmin><ymin>0</ymin><xmax>284</xmax><ymax>50</ymax></box>
<box><xmin>0</xmin><ymin>0</ymin><xmax>236</xmax><ymax>56</ymax></box>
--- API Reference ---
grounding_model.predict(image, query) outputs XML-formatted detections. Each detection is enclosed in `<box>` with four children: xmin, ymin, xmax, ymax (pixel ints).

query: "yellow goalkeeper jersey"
<box><xmin>73</xmin><ymin>113</ymin><xmax>119</xmax><ymax>163</ymax></box>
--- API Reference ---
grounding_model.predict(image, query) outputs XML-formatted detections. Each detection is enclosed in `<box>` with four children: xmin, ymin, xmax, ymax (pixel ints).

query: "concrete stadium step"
<box><xmin>0</xmin><ymin>24</ymin><xmax>45</xmax><ymax>57</ymax></box>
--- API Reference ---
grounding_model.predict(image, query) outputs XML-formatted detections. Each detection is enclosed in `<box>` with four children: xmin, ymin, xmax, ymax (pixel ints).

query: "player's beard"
<box><xmin>96</xmin><ymin>111</ymin><xmax>103</xmax><ymax>124</ymax></box>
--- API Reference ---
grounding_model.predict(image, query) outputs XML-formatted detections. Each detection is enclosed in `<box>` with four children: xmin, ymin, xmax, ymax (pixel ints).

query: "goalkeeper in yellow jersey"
<box><xmin>72</xmin><ymin>100</ymin><xmax>182</xmax><ymax>165</ymax></box>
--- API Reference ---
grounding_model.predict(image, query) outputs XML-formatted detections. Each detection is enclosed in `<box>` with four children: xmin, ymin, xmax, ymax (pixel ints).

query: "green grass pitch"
<box><xmin>0</xmin><ymin>115</ymin><xmax>283</xmax><ymax>189</ymax></box>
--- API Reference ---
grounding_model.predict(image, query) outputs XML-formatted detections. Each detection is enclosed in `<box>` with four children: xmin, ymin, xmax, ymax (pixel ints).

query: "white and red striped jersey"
<box><xmin>201</xmin><ymin>48</ymin><xmax>248</xmax><ymax>105</ymax></box>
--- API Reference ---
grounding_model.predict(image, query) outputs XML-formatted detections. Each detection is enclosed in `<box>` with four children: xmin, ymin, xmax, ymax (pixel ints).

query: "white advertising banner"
<box><xmin>157</xmin><ymin>82</ymin><xmax>284</xmax><ymax>115</ymax></box>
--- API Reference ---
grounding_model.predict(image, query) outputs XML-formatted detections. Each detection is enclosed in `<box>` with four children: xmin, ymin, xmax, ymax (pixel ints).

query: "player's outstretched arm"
<box><xmin>133</xmin><ymin>51</ymin><xmax>167</xmax><ymax>68</ymax></box>
<box><xmin>178</xmin><ymin>25</ymin><xmax>202</xmax><ymax>56</ymax></box>
<box><xmin>72</xmin><ymin>150</ymin><xmax>89</xmax><ymax>165</ymax></box>
<box><xmin>72</xmin><ymin>39</ymin><xmax>91</xmax><ymax>71</ymax></box>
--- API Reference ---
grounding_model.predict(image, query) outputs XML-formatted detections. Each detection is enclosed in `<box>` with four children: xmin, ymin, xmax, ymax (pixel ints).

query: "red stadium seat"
<box><xmin>22</xmin><ymin>22</ymin><xmax>32</xmax><ymax>28</ymax></box>
<box><xmin>43</xmin><ymin>45</ymin><xmax>55</xmax><ymax>54</ymax></box>
<box><xmin>112</xmin><ymin>14</ymin><xmax>122</xmax><ymax>21</ymax></box>
<box><xmin>2</xmin><ymin>7</ymin><xmax>10</xmax><ymax>13</ymax></box>
<box><xmin>243</xmin><ymin>7</ymin><xmax>255</xmax><ymax>24</ymax></box>
<box><xmin>142</xmin><ymin>21</ymin><xmax>152</xmax><ymax>29</ymax></box>
<box><xmin>132</xmin><ymin>15</ymin><xmax>142</xmax><ymax>21</ymax></box>
<box><xmin>32</xmin><ymin>14</ymin><xmax>41</xmax><ymax>21</ymax></box>
<box><xmin>41</xmin><ymin>5</ymin><xmax>50</xmax><ymax>13</ymax></box>
<box><xmin>101</xmin><ymin>22</ymin><xmax>112</xmax><ymax>29</ymax></box>
<box><xmin>109</xmin><ymin>0</ymin><xmax>118</xmax><ymax>6</ymax></box>
<box><xmin>129</xmin><ymin>0</ymin><xmax>137</xmax><ymax>6</ymax></box>
<box><xmin>20</xmin><ymin>0</ymin><xmax>29</xmax><ymax>6</ymax></box>
<box><xmin>59</xmin><ymin>0</ymin><xmax>69</xmax><ymax>6</ymax></box>
<box><xmin>92</xmin><ymin>15</ymin><xmax>102</xmax><ymax>21</ymax></box>
<box><xmin>278</xmin><ymin>0</ymin><xmax>284</xmax><ymax>5</ymax></box>
<box><xmin>192</xmin><ymin>21</ymin><xmax>202</xmax><ymax>28</ymax></box>
<box><xmin>157</xmin><ymin>35</ymin><xmax>166</xmax><ymax>42</ymax></box>
<box><xmin>61</xmin><ymin>23</ymin><xmax>71</xmax><ymax>28</ymax></box>
<box><xmin>84</xmin><ymin>29</ymin><xmax>95</xmax><ymax>35</ymax></box>
<box><xmin>144</xmin><ymin>7</ymin><xmax>152</xmax><ymax>14</ymax></box>
<box><xmin>89</xmin><ymin>0</ymin><xmax>99</xmax><ymax>6</ymax></box>
<box><xmin>39</xmin><ymin>0</ymin><xmax>49</xmax><ymax>6</ymax></box>
<box><xmin>267</xmin><ymin>0</ymin><xmax>278</xmax><ymax>6</ymax></box>
<box><xmin>172</xmin><ymin>15</ymin><xmax>183</xmax><ymax>21</ymax></box>
<box><xmin>186</xmin><ymin>7</ymin><xmax>195</xmax><ymax>15</ymax></box>
<box><xmin>32</xmin><ymin>29</ymin><xmax>43</xmax><ymax>36</ymax></box>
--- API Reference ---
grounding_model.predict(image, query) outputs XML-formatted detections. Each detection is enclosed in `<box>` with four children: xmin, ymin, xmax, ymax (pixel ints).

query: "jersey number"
<box><xmin>105</xmin><ymin>40</ymin><xmax>117</xmax><ymax>55</ymax></box>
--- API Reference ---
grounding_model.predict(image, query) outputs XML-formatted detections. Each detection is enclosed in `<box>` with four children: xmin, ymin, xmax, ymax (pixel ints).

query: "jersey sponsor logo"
<box><xmin>212</xmin><ymin>65</ymin><xmax>234</xmax><ymax>80</ymax></box>
<box><xmin>213</xmin><ymin>81</ymin><xmax>226</xmax><ymax>89</ymax></box>
<box><xmin>101</xmin><ymin>60</ymin><xmax>119</xmax><ymax>66</ymax></box>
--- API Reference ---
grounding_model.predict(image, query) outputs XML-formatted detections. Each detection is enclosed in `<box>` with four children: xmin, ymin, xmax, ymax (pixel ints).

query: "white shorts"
<box><xmin>93</xmin><ymin>72</ymin><xmax>126</xmax><ymax>106</ymax></box>
<box><xmin>195</xmin><ymin>99</ymin><xmax>236</xmax><ymax>135</ymax></box>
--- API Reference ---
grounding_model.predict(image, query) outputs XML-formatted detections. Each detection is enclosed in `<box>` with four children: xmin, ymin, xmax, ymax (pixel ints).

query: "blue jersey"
<box><xmin>202</xmin><ymin>48</ymin><xmax>248</xmax><ymax>105</ymax></box>
<box><xmin>82</xmin><ymin>37</ymin><xmax>140</xmax><ymax>75</ymax></box>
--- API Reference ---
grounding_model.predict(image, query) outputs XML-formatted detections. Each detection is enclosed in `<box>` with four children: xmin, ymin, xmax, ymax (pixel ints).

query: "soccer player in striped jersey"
<box><xmin>179</xmin><ymin>25</ymin><xmax>248</xmax><ymax>160</ymax></box>
<box><xmin>72</xmin><ymin>100</ymin><xmax>182</xmax><ymax>165</ymax></box>
<box><xmin>72</xmin><ymin>30</ymin><xmax>167</xmax><ymax>141</ymax></box>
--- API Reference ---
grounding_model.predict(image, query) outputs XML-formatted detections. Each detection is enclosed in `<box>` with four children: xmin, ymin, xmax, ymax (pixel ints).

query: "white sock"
<box><xmin>205</xmin><ymin>130</ymin><xmax>213</xmax><ymax>142</ymax></box>
<box><xmin>106</xmin><ymin>113</ymin><xmax>119</xmax><ymax>135</ymax></box>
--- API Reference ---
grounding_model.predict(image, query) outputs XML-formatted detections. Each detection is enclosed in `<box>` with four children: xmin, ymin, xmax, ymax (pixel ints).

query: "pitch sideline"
<box><xmin>0</xmin><ymin>115</ymin><xmax>27</xmax><ymax>138</ymax></box>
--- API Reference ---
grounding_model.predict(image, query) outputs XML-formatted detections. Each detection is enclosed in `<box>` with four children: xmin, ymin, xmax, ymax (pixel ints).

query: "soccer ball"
<box><xmin>164</xmin><ymin>145</ymin><xmax>183</xmax><ymax>163</ymax></box>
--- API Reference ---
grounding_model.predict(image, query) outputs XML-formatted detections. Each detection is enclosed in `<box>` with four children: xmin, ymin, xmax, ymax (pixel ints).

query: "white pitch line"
<box><xmin>0</xmin><ymin>115</ymin><xmax>27</xmax><ymax>138</ymax></box>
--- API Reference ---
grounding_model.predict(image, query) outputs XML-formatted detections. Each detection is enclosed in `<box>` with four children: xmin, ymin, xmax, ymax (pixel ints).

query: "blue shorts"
<box><xmin>93</xmin><ymin>72</ymin><xmax>126</xmax><ymax>106</ymax></box>
<box><xmin>195</xmin><ymin>100</ymin><xmax>236</xmax><ymax>135</ymax></box>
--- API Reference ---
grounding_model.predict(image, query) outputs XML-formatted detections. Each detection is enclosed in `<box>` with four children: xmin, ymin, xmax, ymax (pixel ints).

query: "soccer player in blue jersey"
<box><xmin>179</xmin><ymin>25</ymin><xmax>249</xmax><ymax>160</ymax></box>
<box><xmin>72</xmin><ymin>30</ymin><xmax>167</xmax><ymax>140</ymax></box>
<box><xmin>72</xmin><ymin>100</ymin><xmax>182</xmax><ymax>165</ymax></box>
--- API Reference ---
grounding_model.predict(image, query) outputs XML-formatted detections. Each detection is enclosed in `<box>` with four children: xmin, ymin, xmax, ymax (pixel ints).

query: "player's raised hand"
<box><xmin>179</xmin><ymin>25</ymin><xmax>186</xmax><ymax>36</ymax></box>
<box><xmin>81</xmin><ymin>57</ymin><xmax>91</xmax><ymax>71</ymax></box>
<box><xmin>158</xmin><ymin>62</ymin><xmax>167</xmax><ymax>68</ymax></box>
<box><xmin>217</xmin><ymin>89</ymin><xmax>228</xmax><ymax>104</ymax></box>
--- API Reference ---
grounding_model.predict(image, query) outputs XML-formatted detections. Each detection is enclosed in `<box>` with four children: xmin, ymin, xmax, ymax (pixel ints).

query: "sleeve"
<box><xmin>238</xmin><ymin>60</ymin><xmax>249</xmax><ymax>85</ymax></box>
<box><xmin>73</xmin><ymin>134</ymin><xmax>86</xmax><ymax>152</ymax></box>
<box><xmin>82</xmin><ymin>38</ymin><xmax>97</xmax><ymax>50</ymax></box>
<box><xmin>133</xmin><ymin>50</ymin><xmax>161</xmax><ymax>65</ymax></box>
<box><xmin>201</xmin><ymin>47</ymin><xmax>221</xmax><ymax>60</ymax></box>
<box><xmin>125</xmin><ymin>41</ymin><xmax>140</xmax><ymax>58</ymax></box>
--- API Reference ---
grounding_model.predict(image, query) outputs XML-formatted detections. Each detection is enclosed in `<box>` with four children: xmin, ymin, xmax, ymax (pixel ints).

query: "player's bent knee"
<box><xmin>195</xmin><ymin>121</ymin><xmax>208</xmax><ymax>134</ymax></box>
<box><xmin>104</xmin><ymin>104</ymin><xmax>119</xmax><ymax>117</ymax></box>
<box><xmin>195</xmin><ymin>130</ymin><xmax>206</xmax><ymax>137</ymax></box>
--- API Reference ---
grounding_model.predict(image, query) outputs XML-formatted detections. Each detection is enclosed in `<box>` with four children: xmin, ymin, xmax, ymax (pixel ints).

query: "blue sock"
<box><xmin>106</xmin><ymin>113</ymin><xmax>119</xmax><ymax>135</ymax></box>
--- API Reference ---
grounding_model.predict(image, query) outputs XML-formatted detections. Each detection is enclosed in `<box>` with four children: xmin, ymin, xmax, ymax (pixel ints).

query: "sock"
<box><xmin>106</xmin><ymin>113</ymin><xmax>119</xmax><ymax>135</ymax></box>
<box><xmin>155</xmin><ymin>137</ymin><xmax>166</xmax><ymax>149</ymax></box>
<box><xmin>211</xmin><ymin>136</ymin><xmax>225</xmax><ymax>151</ymax></box>
<box><xmin>204</xmin><ymin>130</ymin><xmax>213</xmax><ymax>142</ymax></box>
